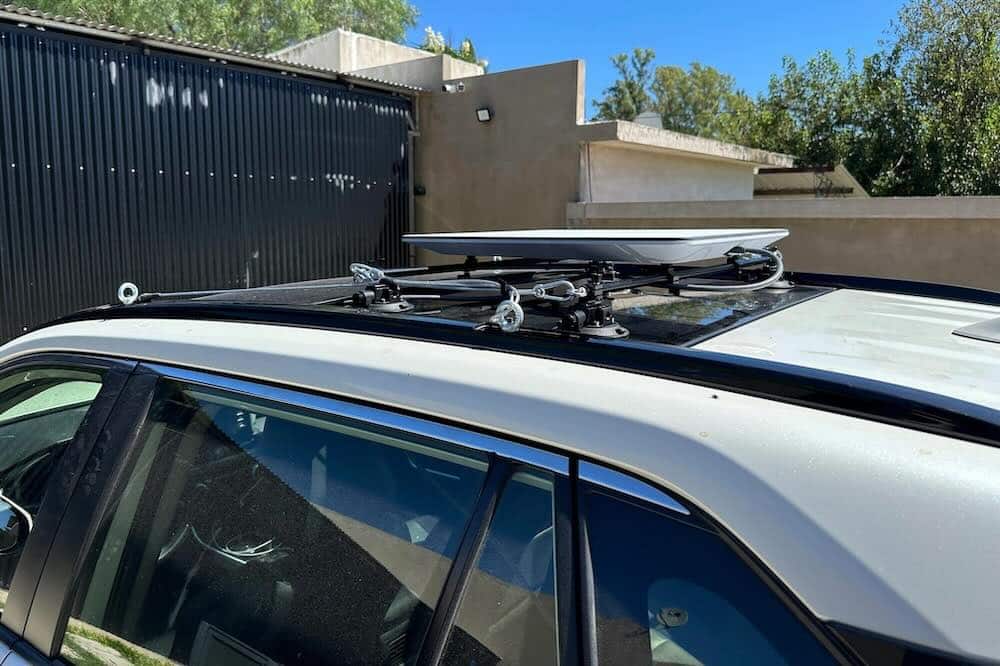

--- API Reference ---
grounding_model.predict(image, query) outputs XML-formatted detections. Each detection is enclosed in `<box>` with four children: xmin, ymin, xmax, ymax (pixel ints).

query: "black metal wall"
<box><xmin>0</xmin><ymin>20</ymin><xmax>411</xmax><ymax>341</ymax></box>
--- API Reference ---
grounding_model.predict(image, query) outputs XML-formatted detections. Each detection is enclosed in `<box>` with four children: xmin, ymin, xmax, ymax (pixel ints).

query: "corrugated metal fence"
<box><xmin>0</xmin><ymin>20</ymin><xmax>412</xmax><ymax>341</ymax></box>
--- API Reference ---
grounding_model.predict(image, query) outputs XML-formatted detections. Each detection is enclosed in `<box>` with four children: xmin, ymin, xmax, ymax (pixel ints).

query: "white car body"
<box><xmin>4</xmin><ymin>291</ymin><xmax>999</xmax><ymax>661</ymax></box>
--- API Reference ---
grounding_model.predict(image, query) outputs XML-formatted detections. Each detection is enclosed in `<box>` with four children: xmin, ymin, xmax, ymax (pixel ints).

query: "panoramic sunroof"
<box><xmin>412</xmin><ymin>285</ymin><xmax>827</xmax><ymax>346</ymax></box>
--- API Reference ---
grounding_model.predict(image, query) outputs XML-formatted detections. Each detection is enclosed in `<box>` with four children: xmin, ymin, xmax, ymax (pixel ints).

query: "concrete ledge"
<box><xmin>568</xmin><ymin>197</ymin><xmax>1000</xmax><ymax>221</ymax></box>
<box><xmin>576</xmin><ymin>121</ymin><xmax>794</xmax><ymax>167</ymax></box>
<box><xmin>565</xmin><ymin>197</ymin><xmax>1000</xmax><ymax>290</ymax></box>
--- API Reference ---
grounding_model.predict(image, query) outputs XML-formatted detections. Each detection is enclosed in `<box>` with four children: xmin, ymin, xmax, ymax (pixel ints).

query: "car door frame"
<box><xmin>0</xmin><ymin>353</ymin><xmax>135</xmax><ymax>662</ymax></box>
<box><xmin>4</xmin><ymin>358</ymin><xmax>862</xmax><ymax>666</ymax></box>
<box><xmin>14</xmin><ymin>362</ymin><xmax>580</xmax><ymax>666</ymax></box>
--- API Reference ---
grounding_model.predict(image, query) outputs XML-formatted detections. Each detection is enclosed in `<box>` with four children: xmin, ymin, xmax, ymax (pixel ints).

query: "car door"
<box><xmin>15</xmin><ymin>363</ymin><xmax>575</xmax><ymax>666</ymax></box>
<box><xmin>0</xmin><ymin>353</ymin><xmax>133</xmax><ymax>664</ymax></box>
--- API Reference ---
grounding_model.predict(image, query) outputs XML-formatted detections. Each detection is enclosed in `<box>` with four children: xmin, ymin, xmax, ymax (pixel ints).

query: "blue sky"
<box><xmin>405</xmin><ymin>1</ymin><xmax>903</xmax><ymax>114</ymax></box>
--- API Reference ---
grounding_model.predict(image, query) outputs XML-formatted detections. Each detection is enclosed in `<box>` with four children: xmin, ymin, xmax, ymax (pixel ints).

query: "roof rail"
<box><xmin>49</xmin><ymin>300</ymin><xmax>1000</xmax><ymax>449</ymax></box>
<box><xmin>787</xmin><ymin>272</ymin><xmax>1000</xmax><ymax>307</ymax></box>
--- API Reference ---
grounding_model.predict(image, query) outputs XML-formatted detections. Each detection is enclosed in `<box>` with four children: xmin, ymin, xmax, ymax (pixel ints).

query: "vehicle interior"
<box><xmin>66</xmin><ymin>379</ymin><xmax>556</xmax><ymax>666</ymax></box>
<box><xmin>585</xmin><ymin>488</ymin><xmax>835</xmax><ymax>666</ymax></box>
<box><xmin>0</xmin><ymin>369</ymin><xmax>102</xmax><ymax>587</ymax></box>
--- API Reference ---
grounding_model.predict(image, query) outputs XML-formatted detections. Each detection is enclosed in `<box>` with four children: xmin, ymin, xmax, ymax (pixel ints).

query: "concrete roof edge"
<box><xmin>578</xmin><ymin>120</ymin><xmax>795</xmax><ymax>167</ymax></box>
<box><xmin>270</xmin><ymin>27</ymin><xmax>435</xmax><ymax>64</ymax></box>
<box><xmin>0</xmin><ymin>5</ymin><xmax>422</xmax><ymax>94</ymax></box>
<box><xmin>443</xmin><ymin>58</ymin><xmax>581</xmax><ymax>83</ymax></box>
<box><xmin>834</xmin><ymin>163</ymin><xmax>869</xmax><ymax>197</ymax></box>
<box><xmin>267</xmin><ymin>27</ymin><xmax>343</xmax><ymax>58</ymax></box>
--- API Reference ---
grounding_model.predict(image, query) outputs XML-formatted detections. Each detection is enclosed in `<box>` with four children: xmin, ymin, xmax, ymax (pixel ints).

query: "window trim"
<box><xmin>0</xmin><ymin>353</ymin><xmax>135</xmax><ymax>640</ymax></box>
<box><xmin>579</xmin><ymin>461</ymin><xmax>689</xmax><ymax>516</ymax></box>
<box><xmin>143</xmin><ymin>363</ymin><xmax>569</xmax><ymax>474</ymax></box>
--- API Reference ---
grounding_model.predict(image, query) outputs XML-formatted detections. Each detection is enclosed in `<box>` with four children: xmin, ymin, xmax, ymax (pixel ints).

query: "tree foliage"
<box><xmin>731</xmin><ymin>0</ymin><xmax>1000</xmax><ymax>195</ymax></box>
<box><xmin>888</xmin><ymin>0</ymin><xmax>1000</xmax><ymax>194</ymax></box>
<box><xmin>24</xmin><ymin>0</ymin><xmax>418</xmax><ymax>54</ymax></box>
<box><xmin>592</xmin><ymin>48</ymin><xmax>655</xmax><ymax>121</ymax></box>
<box><xmin>594</xmin><ymin>0</ymin><xmax>1000</xmax><ymax>196</ymax></box>
<box><xmin>420</xmin><ymin>26</ymin><xmax>487</xmax><ymax>68</ymax></box>
<box><xmin>651</xmin><ymin>62</ymin><xmax>743</xmax><ymax>137</ymax></box>
<box><xmin>729</xmin><ymin>51</ymin><xmax>860</xmax><ymax>167</ymax></box>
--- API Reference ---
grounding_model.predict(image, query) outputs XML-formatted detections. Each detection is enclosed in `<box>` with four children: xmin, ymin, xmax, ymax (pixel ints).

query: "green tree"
<box><xmin>23</xmin><ymin>0</ymin><xmax>418</xmax><ymax>53</ymax></box>
<box><xmin>727</xmin><ymin>0</ymin><xmax>1000</xmax><ymax>195</ymax></box>
<box><xmin>847</xmin><ymin>51</ymin><xmax>924</xmax><ymax>195</ymax></box>
<box><xmin>651</xmin><ymin>62</ymin><xmax>741</xmax><ymax>138</ymax></box>
<box><xmin>621</xmin><ymin>0</ymin><xmax>1000</xmax><ymax>195</ymax></box>
<box><xmin>889</xmin><ymin>0</ymin><xmax>1000</xmax><ymax>194</ymax></box>
<box><xmin>592</xmin><ymin>48</ymin><xmax>656</xmax><ymax>121</ymax></box>
<box><xmin>726</xmin><ymin>51</ymin><xmax>859</xmax><ymax>166</ymax></box>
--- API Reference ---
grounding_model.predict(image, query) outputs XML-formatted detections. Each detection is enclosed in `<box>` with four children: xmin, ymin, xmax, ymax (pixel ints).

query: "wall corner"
<box><xmin>574</xmin><ymin>59</ymin><xmax>587</xmax><ymax>124</ymax></box>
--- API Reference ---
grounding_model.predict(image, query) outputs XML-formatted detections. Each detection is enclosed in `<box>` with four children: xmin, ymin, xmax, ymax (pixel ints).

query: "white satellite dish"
<box><xmin>403</xmin><ymin>228</ymin><xmax>789</xmax><ymax>265</ymax></box>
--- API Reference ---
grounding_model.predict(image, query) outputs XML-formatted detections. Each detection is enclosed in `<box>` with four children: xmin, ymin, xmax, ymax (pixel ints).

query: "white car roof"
<box><xmin>698</xmin><ymin>288</ymin><xmax>1000</xmax><ymax>409</ymax></box>
<box><xmin>3</xmin><ymin>317</ymin><xmax>1000</xmax><ymax>660</ymax></box>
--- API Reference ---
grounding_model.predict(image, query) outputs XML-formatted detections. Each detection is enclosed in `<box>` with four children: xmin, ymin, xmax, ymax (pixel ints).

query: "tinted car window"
<box><xmin>61</xmin><ymin>378</ymin><xmax>489</xmax><ymax>666</ymax></box>
<box><xmin>0</xmin><ymin>366</ymin><xmax>104</xmax><ymax>604</ymax></box>
<box><xmin>442</xmin><ymin>470</ymin><xmax>558</xmax><ymax>665</ymax></box>
<box><xmin>584</xmin><ymin>483</ymin><xmax>835</xmax><ymax>665</ymax></box>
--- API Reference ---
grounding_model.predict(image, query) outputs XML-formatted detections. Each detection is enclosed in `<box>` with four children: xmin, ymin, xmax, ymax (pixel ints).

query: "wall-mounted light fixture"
<box><xmin>476</xmin><ymin>107</ymin><xmax>493</xmax><ymax>123</ymax></box>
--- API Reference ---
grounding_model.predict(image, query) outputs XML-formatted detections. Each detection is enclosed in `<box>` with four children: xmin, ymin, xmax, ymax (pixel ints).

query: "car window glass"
<box><xmin>0</xmin><ymin>366</ymin><xmax>104</xmax><ymax>610</ymax></box>
<box><xmin>61</xmin><ymin>378</ymin><xmax>490</xmax><ymax>666</ymax></box>
<box><xmin>585</xmin><ymin>484</ymin><xmax>835</xmax><ymax>665</ymax></box>
<box><xmin>0</xmin><ymin>380</ymin><xmax>101</xmax><ymax>423</ymax></box>
<box><xmin>442</xmin><ymin>470</ymin><xmax>558</xmax><ymax>666</ymax></box>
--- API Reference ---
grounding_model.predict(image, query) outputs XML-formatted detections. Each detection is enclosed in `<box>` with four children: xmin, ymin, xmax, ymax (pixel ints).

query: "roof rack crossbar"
<box><xmin>111</xmin><ymin>247</ymin><xmax>783</xmax><ymax>339</ymax></box>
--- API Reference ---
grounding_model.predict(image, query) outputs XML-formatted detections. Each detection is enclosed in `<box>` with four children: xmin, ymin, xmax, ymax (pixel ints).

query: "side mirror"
<box><xmin>0</xmin><ymin>491</ymin><xmax>31</xmax><ymax>554</ymax></box>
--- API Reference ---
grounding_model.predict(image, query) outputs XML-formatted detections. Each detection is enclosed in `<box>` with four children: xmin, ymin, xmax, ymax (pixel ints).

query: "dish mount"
<box><xmin>113</xmin><ymin>229</ymin><xmax>789</xmax><ymax>340</ymax></box>
<box><xmin>399</xmin><ymin>228</ymin><xmax>789</xmax><ymax>337</ymax></box>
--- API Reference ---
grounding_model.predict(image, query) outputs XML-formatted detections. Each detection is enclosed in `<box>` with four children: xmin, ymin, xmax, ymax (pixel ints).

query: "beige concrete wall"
<box><xmin>353</xmin><ymin>53</ymin><xmax>485</xmax><ymax>89</ymax></box>
<box><xmin>443</xmin><ymin>56</ymin><xmax>486</xmax><ymax>81</ymax></box>
<box><xmin>567</xmin><ymin>198</ymin><xmax>1000</xmax><ymax>290</ymax></box>
<box><xmin>414</xmin><ymin>60</ymin><xmax>586</xmax><ymax>261</ymax></box>
<box><xmin>583</xmin><ymin>143</ymin><xmax>755</xmax><ymax>202</ymax></box>
<box><xmin>270</xmin><ymin>29</ymin><xmax>483</xmax><ymax>83</ymax></box>
<box><xmin>354</xmin><ymin>55</ymin><xmax>447</xmax><ymax>89</ymax></box>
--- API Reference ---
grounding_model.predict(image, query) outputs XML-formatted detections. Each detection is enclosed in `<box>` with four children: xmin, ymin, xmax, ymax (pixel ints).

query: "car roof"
<box><xmin>3</xmin><ymin>316</ymin><xmax>1000</xmax><ymax>660</ymax></box>
<box><xmin>42</xmin><ymin>273</ymin><xmax>1000</xmax><ymax>449</ymax></box>
<box><xmin>698</xmin><ymin>288</ymin><xmax>1000</xmax><ymax>410</ymax></box>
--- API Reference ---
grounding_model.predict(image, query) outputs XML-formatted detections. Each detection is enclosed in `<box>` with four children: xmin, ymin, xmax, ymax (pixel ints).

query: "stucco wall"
<box><xmin>353</xmin><ymin>53</ymin><xmax>485</xmax><ymax>89</ymax></box>
<box><xmin>270</xmin><ymin>29</ymin><xmax>487</xmax><ymax>84</ymax></box>
<box><xmin>567</xmin><ymin>198</ymin><xmax>1000</xmax><ymax>290</ymax></box>
<box><xmin>582</xmin><ymin>143</ymin><xmax>755</xmax><ymax>202</ymax></box>
<box><xmin>271</xmin><ymin>29</ymin><xmax>430</xmax><ymax>71</ymax></box>
<box><xmin>354</xmin><ymin>55</ymin><xmax>448</xmax><ymax>89</ymax></box>
<box><xmin>443</xmin><ymin>56</ymin><xmax>486</xmax><ymax>81</ymax></box>
<box><xmin>353</xmin><ymin>55</ymin><xmax>483</xmax><ymax>90</ymax></box>
<box><xmin>414</xmin><ymin>60</ymin><xmax>586</xmax><ymax>261</ymax></box>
